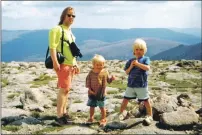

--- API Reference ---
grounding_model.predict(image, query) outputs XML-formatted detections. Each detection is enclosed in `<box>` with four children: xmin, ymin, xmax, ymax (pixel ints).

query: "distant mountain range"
<box><xmin>80</xmin><ymin>38</ymin><xmax>180</xmax><ymax>60</ymax></box>
<box><xmin>2</xmin><ymin>28</ymin><xmax>201</xmax><ymax>62</ymax></box>
<box><xmin>169</xmin><ymin>28</ymin><xmax>201</xmax><ymax>38</ymax></box>
<box><xmin>151</xmin><ymin>43</ymin><xmax>202</xmax><ymax>60</ymax></box>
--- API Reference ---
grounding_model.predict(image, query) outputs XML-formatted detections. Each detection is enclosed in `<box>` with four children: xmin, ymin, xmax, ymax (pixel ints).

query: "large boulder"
<box><xmin>160</xmin><ymin>107</ymin><xmax>199</xmax><ymax>129</ymax></box>
<box><xmin>152</xmin><ymin>94</ymin><xmax>178</xmax><ymax>121</ymax></box>
<box><xmin>20</xmin><ymin>89</ymin><xmax>51</xmax><ymax>111</ymax></box>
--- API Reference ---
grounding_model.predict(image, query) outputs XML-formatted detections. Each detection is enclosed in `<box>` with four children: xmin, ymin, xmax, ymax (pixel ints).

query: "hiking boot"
<box><xmin>56</xmin><ymin>116</ymin><xmax>67</xmax><ymax>126</ymax></box>
<box><xmin>63</xmin><ymin>113</ymin><xmax>74</xmax><ymax>123</ymax></box>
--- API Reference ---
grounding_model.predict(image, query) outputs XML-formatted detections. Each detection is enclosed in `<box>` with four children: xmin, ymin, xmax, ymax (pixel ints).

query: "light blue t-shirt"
<box><xmin>124</xmin><ymin>56</ymin><xmax>150</xmax><ymax>88</ymax></box>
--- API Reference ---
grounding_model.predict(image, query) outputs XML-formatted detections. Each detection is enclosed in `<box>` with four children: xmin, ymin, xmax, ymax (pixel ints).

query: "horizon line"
<box><xmin>2</xmin><ymin>27</ymin><xmax>202</xmax><ymax>31</ymax></box>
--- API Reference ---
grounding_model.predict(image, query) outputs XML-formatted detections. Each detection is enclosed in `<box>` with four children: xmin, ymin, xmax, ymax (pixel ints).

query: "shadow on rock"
<box><xmin>1</xmin><ymin>115</ymin><xmax>43</xmax><ymax>126</ymax></box>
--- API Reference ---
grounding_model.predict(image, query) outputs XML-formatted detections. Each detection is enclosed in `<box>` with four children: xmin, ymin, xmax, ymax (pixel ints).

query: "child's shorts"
<box><xmin>124</xmin><ymin>87</ymin><xmax>149</xmax><ymax>101</ymax></box>
<box><xmin>87</xmin><ymin>97</ymin><xmax>106</xmax><ymax>108</ymax></box>
<box><xmin>56</xmin><ymin>64</ymin><xmax>75</xmax><ymax>91</ymax></box>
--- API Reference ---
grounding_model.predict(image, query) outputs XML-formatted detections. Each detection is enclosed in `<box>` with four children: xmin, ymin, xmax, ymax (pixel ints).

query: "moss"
<box><xmin>32</xmin><ymin>125</ymin><xmax>73</xmax><ymax>134</ymax></box>
<box><xmin>94</xmin><ymin>113</ymin><xmax>101</xmax><ymax>121</ymax></box>
<box><xmin>51</xmin><ymin>98</ymin><xmax>57</xmax><ymax>106</ymax></box>
<box><xmin>1</xmin><ymin>125</ymin><xmax>21</xmax><ymax>132</ymax></box>
<box><xmin>191</xmin><ymin>89</ymin><xmax>200</xmax><ymax>94</ymax></box>
<box><xmin>113</xmin><ymin>95</ymin><xmax>123</xmax><ymax>99</ymax></box>
<box><xmin>73</xmin><ymin>99</ymin><xmax>83</xmax><ymax>103</ymax></box>
<box><xmin>30</xmin><ymin>85</ymin><xmax>40</xmax><ymax>88</ymax></box>
<box><xmin>1</xmin><ymin>78</ymin><xmax>9</xmax><ymax>87</ymax></box>
<box><xmin>113</xmin><ymin>105</ymin><xmax>121</xmax><ymax>113</ymax></box>
<box><xmin>7</xmin><ymin>93</ymin><xmax>20</xmax><ymax>99</ymax></box>
<box><xmin>30</xmin><ymin>74</ymin><xmax>56</xmax><ymax>86</ymax></box>
<box><xmin>69</xmin><ymin>111</ymin><xmax>89</xmax><ymax>119</ymax></box>
<box><xmin>31</xmin><ymin>111</ymin><xmax>40</xmax><ymax>118</ymax></box>
<box><xmin>107</xmin><ymin>80</ymin><xmax>127</xmax><ymax>91</ymax></box>
<box><xmin>107</xmin><ymin>90</ymin><xmax>119</xmax><ymax>95</ymax></box>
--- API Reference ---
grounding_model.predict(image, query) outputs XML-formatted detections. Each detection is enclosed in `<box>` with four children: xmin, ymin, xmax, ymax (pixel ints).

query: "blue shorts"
<box><xmin>87</xmin><ymin>97</ymin><xmax>106</xmax><ymax>108</ymax></box>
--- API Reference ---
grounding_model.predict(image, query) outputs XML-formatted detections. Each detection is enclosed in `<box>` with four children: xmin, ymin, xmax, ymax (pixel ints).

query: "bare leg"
<box><xmin>100</xmin><ymin>107</ymin><xmax>106</xmax><ymax>120</ymax></box>
<box><xmin>57</xmin><ymin>88</ymin><xmax>68</xmax><ymax>118</ymax></box>
<box><xmin>89</xmin><ymin>107</ymin><xmax>95</xmax><ymax>121</ymax></box>
<box><xmin>120</xmin><ymin>98</ymin><xmax>129</xmax><ymax>113</ymax></box>
<box><xmin>63</xmin><ymin>90</ymin><xmax>69</xmax><ymax>114</ymax></box>
<box><xmin>144</xmin><ymin>99</ymin><xmax>152</xmax><ymax>116</ymax></box>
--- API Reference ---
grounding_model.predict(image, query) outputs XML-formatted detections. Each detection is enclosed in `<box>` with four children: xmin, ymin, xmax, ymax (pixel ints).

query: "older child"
<box><xmin>119</xmin><ymin>38</ymin><xmax>153</xmax><ymax>125</ymax></box>
<box><xmin>86</xmin><ymin>54</ymin><xmax>115</xmax><ymax>126</ymax></box>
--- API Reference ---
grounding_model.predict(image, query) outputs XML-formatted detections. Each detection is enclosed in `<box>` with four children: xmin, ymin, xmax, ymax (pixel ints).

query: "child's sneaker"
<box><xmin>114</xmin><ymin>110</ymin><xmax>128</xmax><ymax>122</ymax></box>
<box><xmin>144</xmin><ymin>115</ymin><xmax>153</xmax><ymax>125</ymax></box>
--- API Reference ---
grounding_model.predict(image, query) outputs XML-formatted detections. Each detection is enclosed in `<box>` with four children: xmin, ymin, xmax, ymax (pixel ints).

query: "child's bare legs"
<box><xmin>144</xmin><ymin>99</ymin><xmax>152</xmax><ymax>116</ymax></box>
<box><xmin>120</xmin><ymin>98</ymin><xmax>129</xmax><ymax>113</ymax></box>
<box><xmin>89</xmin><ymin>107</ymin><xmax>95</xmax><ymax>121</ymax></box>
<box><xmin>99</xmin><ymin>107</ymin><xmax>107</xmax><ymax>126</ymax></box>
<box><xmin>142</xmin><ymin>99</ymin><xmax>153</xmax><ymax>125</ymax></box>
<box><xmin>100</xmin><ymin>107</ymin><xmax>106</xmax><ymax>120</ymax></box>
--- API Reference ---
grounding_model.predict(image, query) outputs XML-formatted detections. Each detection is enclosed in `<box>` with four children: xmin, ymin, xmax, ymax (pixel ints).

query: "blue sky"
<box><xmin>2</xmin><ymin>1</ymin><xmax>201</xmax><ymax>30</ymax></box>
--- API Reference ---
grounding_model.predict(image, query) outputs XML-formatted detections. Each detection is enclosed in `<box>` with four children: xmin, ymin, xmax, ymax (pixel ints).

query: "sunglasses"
<box><xmin>67</xmin><ymin>14</ymin><xmax>76</xmax><ymax>18</ymax></box>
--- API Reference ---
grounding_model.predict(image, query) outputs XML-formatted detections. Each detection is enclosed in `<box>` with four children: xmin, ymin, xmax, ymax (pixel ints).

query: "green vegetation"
<box><xmin>69</xmin><ymin>111</ymin><xmax>88</xmax><ymax>120</ymax></box>
<box><xmin>73</xmin><ymin>99</ymin><xmax>83</xmax><ymax>103</ymax></box>
<box><xmin>30</xmin><ymin>74</ymin><xmax>56</xmax><ymax>87</ymax></box>
<box><xmin>33</xmin><ymin>125</ymin><xmax>73</xmax><ymax>134</ymax></box>
<box><xmin>158</xmin><ymin>74</ymin><xmax>200</xmax><ymax>89</ymax></box>
<box><xmin>2</xmin><ymin>125</ymin><xmax>21</xmax><ymax>132</ymax></box>
<box><xmin>107</xmin><ymin>80</ymin><xmax>127</xmax><ymax>92</ymax></box>
<box><xmin>113</xmin><ymin>94</ymin><xmax>123</xmax><ymax>99</ymax></box>
<box><xmin>50</xmin><ymin>98</ymin><xmax>57</xmax><ymax>106</ymax></box>
<box><xmin>7</xmin><ymin>92</ymin><xmax>21</xmax><ymax>99</ymax></box>
<box><xmin>191</xmin><ymin>89</ymin><xmax>200</xmax><ymax>94</ymax></box>
<box><xmin>1</xmin><ymin>78</ymin><xmax>9</xmax><ymax>87</ymax></box>
<box><xmin>31</xmin><ymin>111</ymin><xmax>40</xmax><ymax>118</ymax></box>
<box><xmin>107</xmin><ymin>90</ymin><xmax>119</xmax><ymax>95</ymax></box>
<box><xmin>94</xmin><ymin>113</ymin><xmax>101</xmax><ymax>121</ymax></box>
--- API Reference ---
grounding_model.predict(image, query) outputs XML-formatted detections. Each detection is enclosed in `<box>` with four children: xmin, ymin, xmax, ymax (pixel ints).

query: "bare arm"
<box><xmin>50</xmin><ymin>49</ymin><xmax>60</xmax><ymax>71</ymax></box>
<box><xmin>133</xmin><ymin>60</ymin><xmax>150</xmax><ymax>71</ymax></box>
<box><xmin>106</xmin><ymin>70</ymin><xmax>115</xmax><ymax>84</ymax></box>
<box><xmin>135</xmin><ymin>62</ymin><xmax>150</xmax><ymax>71</ymax></box>
<box><xmin>125</xmin><ymin>65</ymin><xmax>134</xmax><ymax>75</ymax></box>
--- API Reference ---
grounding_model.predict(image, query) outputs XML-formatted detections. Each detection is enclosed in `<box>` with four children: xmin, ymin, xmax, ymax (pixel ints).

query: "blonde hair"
<box><xmin>133</xmin><ymin>38</ymin><xmax>147</xmax><ymax>54</ymax></box>
<box><xmin>92</xmin><ymin>54</ymin><xmax>105</xmax><ymax>64</ymax></box>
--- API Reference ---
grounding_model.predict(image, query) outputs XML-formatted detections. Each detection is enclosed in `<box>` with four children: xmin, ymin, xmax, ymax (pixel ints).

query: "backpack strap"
<box><xmin>45</xmin><ymin>26</ymin><xmax>64</xmax><ymax>59</ymax></box>
<box><xmin>60</xmin><ymin>26</ymin><xmax>64</xmax><ymax>54</ymax></box>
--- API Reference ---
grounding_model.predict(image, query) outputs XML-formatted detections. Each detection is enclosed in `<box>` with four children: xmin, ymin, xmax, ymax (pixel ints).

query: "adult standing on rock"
<box><xmin>49</xmin><ymin>7</ymin><xmax>80</xmax><ymax>125</ymax></box>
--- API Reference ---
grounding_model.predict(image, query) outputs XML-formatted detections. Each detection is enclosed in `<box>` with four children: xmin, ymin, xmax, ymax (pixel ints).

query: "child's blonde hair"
<box><xmin>133</xmin><ymin>38</ymin><xmax>147</xmax><ymax>54</ymax></box>
<box><xmin>92</xmin><ymin>54</ymin><xmax>105</xmax><ymax>64</ymax></box>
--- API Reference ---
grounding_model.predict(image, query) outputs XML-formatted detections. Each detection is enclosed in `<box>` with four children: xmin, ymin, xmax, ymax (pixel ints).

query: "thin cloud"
<box><xmin>2</xmin><ymin>1</ymin><xmax>201</xmax><ymax>30</ymax></box>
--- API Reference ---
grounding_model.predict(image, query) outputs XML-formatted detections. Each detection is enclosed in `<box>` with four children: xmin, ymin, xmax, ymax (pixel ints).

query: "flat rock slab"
<box><xmin>2</xmin><ymin>108</ymin><xmax>30</xmax><ymax>118</ymax></box>
<box><xmin>104</xmin><ymin>118</ymin><xmax>144</xmax><ymax>131</ymax></box>
<box><xmin>49</xmin><ymin>125</ymin><xmax>98</xmax><ymax>134</ymax></box>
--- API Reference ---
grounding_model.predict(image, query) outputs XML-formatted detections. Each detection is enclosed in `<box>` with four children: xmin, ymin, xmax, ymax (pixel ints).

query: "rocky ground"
<box><xmin>1</xmin><ymin>60</ymin><xmax>202</xmax><ymax>134</ymax></box>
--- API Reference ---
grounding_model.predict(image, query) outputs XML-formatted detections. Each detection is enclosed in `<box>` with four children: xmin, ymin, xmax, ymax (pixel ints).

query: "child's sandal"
<box><xmin>86</xmin><ymin>118</ymin><xmax>94</xmax><ymax>123</ymax></box>
<box><xmin>99</xmin><ymin>119</ymin><xmax>107</xmax><ymax>127</ymax></box>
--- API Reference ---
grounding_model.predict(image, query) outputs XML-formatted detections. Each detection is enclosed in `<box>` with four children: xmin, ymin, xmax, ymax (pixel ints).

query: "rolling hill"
<box><xmin>2</xmin><ymin>28</ymin><xmax>201</xmax><ymax>62</ymax></box>
<box><xmin>151</xmin><ymin>43</ymin><xmax>202</xmax><ymax>60</ymax></box>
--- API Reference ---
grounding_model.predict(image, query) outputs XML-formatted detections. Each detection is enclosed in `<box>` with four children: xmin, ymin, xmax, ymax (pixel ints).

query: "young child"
<box><xmin>118</xmin><ymin>38</ymin><xmax>153</xmax><ymax>125</ymax></box>
<box><xmin>86</xmin><ymin>54</ymin><xmax>115</xmax><ymax>126</ymax></box>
